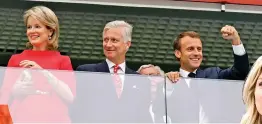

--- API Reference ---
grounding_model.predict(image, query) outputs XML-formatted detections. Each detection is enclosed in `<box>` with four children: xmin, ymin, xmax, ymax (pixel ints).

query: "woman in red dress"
<box><xmin>0</xmin><ymin>6</ymin><xmax>75</xmax><ymax>123</ymax></box>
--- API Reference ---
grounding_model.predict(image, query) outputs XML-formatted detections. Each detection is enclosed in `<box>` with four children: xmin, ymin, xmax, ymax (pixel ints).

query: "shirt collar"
<box><xmin>179</xmin><ymin>68</ymin><xmax>197</xmax><ymax>77</ymax></box>
<box><xmin>106</xmin><ymin>59</ymin><xmax>126</xmax><ymax>72</ymax></box>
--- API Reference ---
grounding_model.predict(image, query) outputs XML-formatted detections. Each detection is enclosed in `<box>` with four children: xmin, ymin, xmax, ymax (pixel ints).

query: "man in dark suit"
<box><xmin>153</xmin><ymin>25</ymin><xmax>250</xmax><ymax>123</ymax></box>
<box><xmin>167</xmin><ymin>25</ymin><xmax>249</xmax><ymax>81</ymax></box>
<box><xmin>70</xmin><ymin>20</ymin><xmax>152</xmax><ymax>123</ymax></box>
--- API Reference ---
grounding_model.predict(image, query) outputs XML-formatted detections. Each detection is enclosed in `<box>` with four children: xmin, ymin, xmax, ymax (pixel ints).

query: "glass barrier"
<box><xmin>0</xmin><ymin>67</ymin><xmax>245</xmax><ymax>123</ymax></box>
<box><xmin>0</xmin><ymin>67</ymin><xmax>165</xmax><ymax>123</ymax></box>
<box><xmin>70</xmin><ymin>71</ymin><xmax>165</xmax><ymax>123</ymax></box>
<box><xmin>165</xmin><ymin>78</ymin><xmax>245</xmax><ymax>123</ymax></box>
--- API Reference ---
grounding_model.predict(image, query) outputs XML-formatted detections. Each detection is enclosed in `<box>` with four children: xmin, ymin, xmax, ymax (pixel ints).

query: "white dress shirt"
<box><xmin>106</xmin><ymin>59</ymin><xmax>126</xmax><ymax>91</ymax></box>
<box><xmin>179</xmin><ymin>68</ymin><xmax>197</xmax><ymax>87</ymax></box>
<box><xmin>179</xmin><ymin>68</ymin><xmax>208</xmax><ymax>123</ymax></box>
<box><xmin>232</xmin><ymin>43</ymin><xmax>246</xmax><ymax>56</ymax></box>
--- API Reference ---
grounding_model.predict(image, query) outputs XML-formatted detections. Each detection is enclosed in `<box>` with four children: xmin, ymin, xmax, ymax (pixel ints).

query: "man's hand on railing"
<box><xmin>166</xmin><ymin>71</ymin><xmax>180</xmax><ymax>83</ymax></box>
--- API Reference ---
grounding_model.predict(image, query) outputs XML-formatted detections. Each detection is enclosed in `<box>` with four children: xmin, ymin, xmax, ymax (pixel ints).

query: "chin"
<box><xmin>106</xmin><ymin>52</ymin><xmax>115</xmax><ymax>56</ymax></box>
<box><xmin>30</xmin><ymin>41</ymin><xmax>41</xmax><ymax>45</ymax></box>
<box><xmin>258</xmin><ymin>110</ymin><xmax>262</xmax><ymax>115</ymax></box>
<box><xmin>105</xmin><ymin>55</ymin><xmax>115</xmax><ymax>60</ymax></box>
<box><xmin>256</xmin><ymin>104</ymin><xmax>262</xmax><ymax>115</ymax></box>
<box><xmin>190</xmin><ymin>64</ymin><xmax>200</xmax><ymax>70</ymax></box>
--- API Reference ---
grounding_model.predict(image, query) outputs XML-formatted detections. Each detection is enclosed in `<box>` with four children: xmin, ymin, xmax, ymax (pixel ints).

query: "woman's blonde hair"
<box><xmin>241</xmin><ymin>56</ymin><xmax>262</xmax><ymax>124</ymax></box>
<box><xmin>23</xmin><ymin>6</ymin><xmax>59</xmax><ymax>50</ymax></box>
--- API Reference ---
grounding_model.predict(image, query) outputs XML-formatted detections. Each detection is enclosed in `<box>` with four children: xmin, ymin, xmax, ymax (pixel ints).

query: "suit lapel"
<box><xmin>95</xmin><ymin>61</ymin><xmax>110</xmax><ymax>73</ymax></box>
<box><xmin>96</xmin><ymin>61</ymin><xmax>136</xmax><ymax>74</ymax></box>
<box><xmin>125</xmin><ymin>67</ymin><xmax>135</xmax><ymax>74</ymax></box>
<box><xmin>94</xmin><ymin>61</ymin><xmax>119</xmax><ymax>98</ymax></box>
<box><xmin>196</xmin><ymin>69</ymin><xmax>205</xmax><ymax>78</ymax></box>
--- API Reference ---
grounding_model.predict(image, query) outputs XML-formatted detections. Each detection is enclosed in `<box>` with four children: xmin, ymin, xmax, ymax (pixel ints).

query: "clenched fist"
<box><xmin>221</xmin><ymin>25</ymin><xmax>241</xmax><ymax>45</ymax></box>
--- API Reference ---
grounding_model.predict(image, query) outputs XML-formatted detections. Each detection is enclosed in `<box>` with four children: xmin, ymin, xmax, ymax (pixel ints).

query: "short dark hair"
<box><xmin>173</xmin><ymin>31</ymin><xmax>201</xmax><ymax>51</ymax></box>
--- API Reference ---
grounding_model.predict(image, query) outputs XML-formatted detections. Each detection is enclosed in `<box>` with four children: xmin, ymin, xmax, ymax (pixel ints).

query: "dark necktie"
<box><xmin>188</xmin><ymin>72</ymin><xmax>196</xmax><ymax>78</ymax></box>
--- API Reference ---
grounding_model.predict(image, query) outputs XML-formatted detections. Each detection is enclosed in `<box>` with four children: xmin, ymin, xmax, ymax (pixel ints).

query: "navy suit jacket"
<box><xmin>195</xmin><ymin>54</ymin><xmax>249</xmax><ymax>80</ymax></box>
<box><xmin>70</xmin><ymin>61</ymin><xmax>152</xmax><ymax>123</ymax></box>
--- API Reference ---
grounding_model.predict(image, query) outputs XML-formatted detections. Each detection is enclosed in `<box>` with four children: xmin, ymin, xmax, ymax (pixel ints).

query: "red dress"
<box><xmin>0</xmin><ymin>105</ymin><xmax>12</xmax><ymax>124</ymax></box>
<box><xmin>0</xmin><ymin>50</ymin><xmax>76</xmax><ymax>123</ymax></box>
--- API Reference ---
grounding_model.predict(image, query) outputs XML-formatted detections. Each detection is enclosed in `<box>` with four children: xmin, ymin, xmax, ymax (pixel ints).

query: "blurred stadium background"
<box><xmin>0</xmin><ymin>0</ymin><xmax>261</xmax><ymax>71</ymax></box>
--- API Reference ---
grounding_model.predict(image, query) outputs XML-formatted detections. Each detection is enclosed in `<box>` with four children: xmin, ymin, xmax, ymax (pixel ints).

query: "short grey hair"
<box><xmin>137</xmin><ymin>64</ymin><xmax>165</xmax><ymax>76</ymax></box>
<box><xmin>103</xmin><ymin>20</ymin><xmax>133</xmax><ymax>43</ymax></box>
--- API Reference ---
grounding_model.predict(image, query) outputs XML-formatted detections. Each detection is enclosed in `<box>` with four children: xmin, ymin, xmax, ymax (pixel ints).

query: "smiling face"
<box><xmin>26</xmin><ymin>16</ymin><xmax>53</xmax><ymax>50</ymax></box>
<box><xmin>103</xmin><ymin>27</ymin><xmax>131</xmax><ymax>64</ymax></box>
<box><xmin>175</xmin><ymin>36</ymin><xmax>203</xmax><ymax>72</ymax></box>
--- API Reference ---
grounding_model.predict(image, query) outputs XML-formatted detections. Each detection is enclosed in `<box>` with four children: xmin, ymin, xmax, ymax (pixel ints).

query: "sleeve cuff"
<box><xmin>232</xmin><ymin>43</ymin><xmax>246</xmax><ymax>56</ymax></box>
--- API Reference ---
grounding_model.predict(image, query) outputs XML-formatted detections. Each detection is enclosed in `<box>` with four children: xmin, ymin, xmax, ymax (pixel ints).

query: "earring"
<box><xmin>48</xmin><ymin>36</ymin><xmax>51</xmax><ymax>40</ymax></box>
